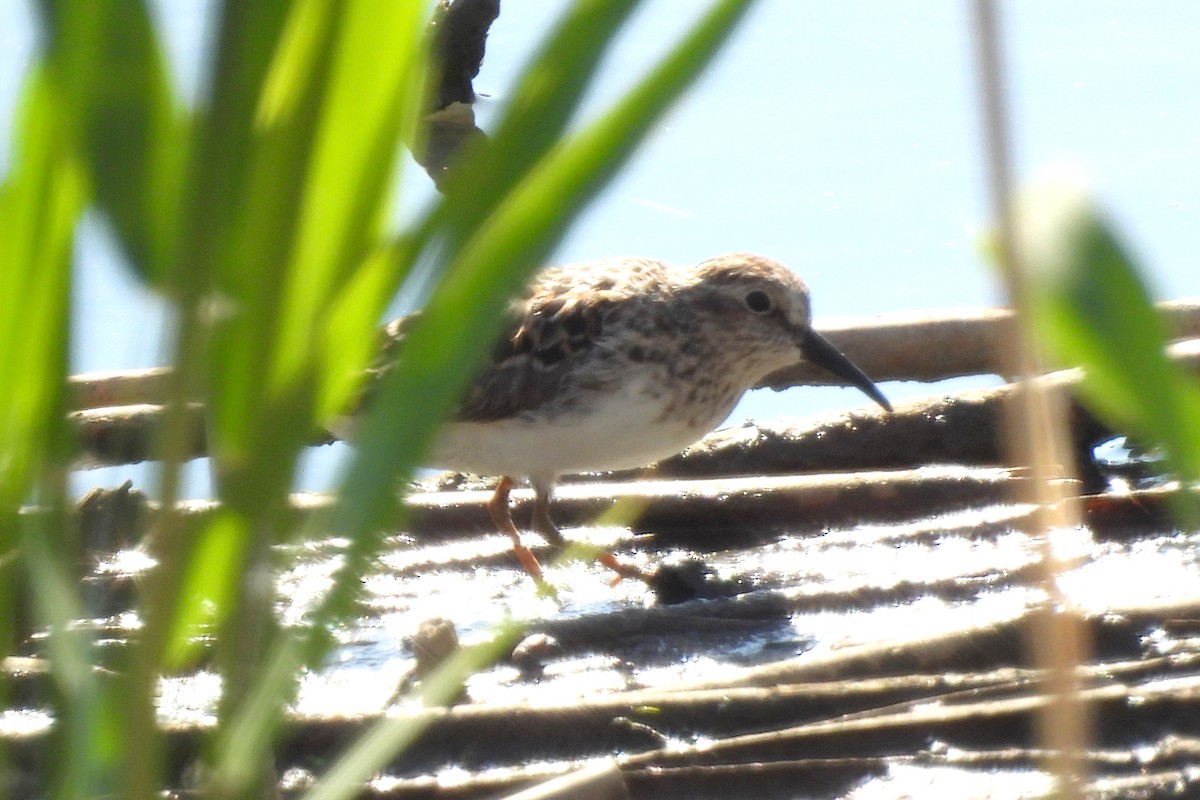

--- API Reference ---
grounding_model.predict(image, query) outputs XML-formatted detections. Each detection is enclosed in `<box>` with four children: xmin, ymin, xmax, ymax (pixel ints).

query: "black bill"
<box><xmin>800</xmin><ymin>329</ymin><xmax>893</xmax><ymax>413</ymax></box>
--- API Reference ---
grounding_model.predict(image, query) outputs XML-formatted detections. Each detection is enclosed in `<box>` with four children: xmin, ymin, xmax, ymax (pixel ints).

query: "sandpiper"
<box><xmin>364</xmin><ymin>253</ymin><xmax>891</xmax><ymax>586</ymax></box>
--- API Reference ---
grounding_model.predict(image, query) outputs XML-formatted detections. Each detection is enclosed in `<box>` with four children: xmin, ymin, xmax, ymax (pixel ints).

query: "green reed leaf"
<box><xmin>216</xmin><ymin>2</ymin><xmax>758</xmax><ymax>795</ymax></box>
<box><xmin>1019</xmin><ymin>175</ymin><xmax>1200</xmax><ymax>506</ymax></box>
<box><xmin>37</xmin><ymin>0</ymin><xmax>186</xmax><ymax>285</ymax></box>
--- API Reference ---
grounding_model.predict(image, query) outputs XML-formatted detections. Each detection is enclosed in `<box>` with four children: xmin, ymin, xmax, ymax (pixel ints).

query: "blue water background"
<box><xmin>0</xmin><ymin>1</ymin><xmax>1196</xmax><ymax>497</ymax></box>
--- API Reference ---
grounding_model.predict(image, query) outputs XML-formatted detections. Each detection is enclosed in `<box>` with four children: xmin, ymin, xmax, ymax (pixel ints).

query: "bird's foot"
<box><xmin>510</xmin><ymin>540</ymin><xmax>545</xmax><ymax>584</ymax></box>
<box><xmin>584</xmin><ymin>547</ymin><xmax>652</xmax><ymax>586</ymax></box>
<box><xmin>532</xmin><ymin>488</ymin><xmax>650</xmax><ymax>584</ymax></box>
<box><xmin>490</xmin><ymin>477</ymin><xmax>560</xmax><ymax>600</ymax></box>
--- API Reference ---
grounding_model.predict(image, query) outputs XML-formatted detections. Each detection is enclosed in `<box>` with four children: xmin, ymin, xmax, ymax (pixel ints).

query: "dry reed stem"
<box><xmin>64</xmin><ymin>303</ymin><xmax>1200</xmax><ymax>413</ymax></box>
<box><xmin>66</xmin><ymin>339</ymin><xmax>1200</xmax><ymax>472</ymax></box>
<box><xmin>972</xmin><ymin>1</ymin><xmax>1088</xmax><ymax>794</ymax></box>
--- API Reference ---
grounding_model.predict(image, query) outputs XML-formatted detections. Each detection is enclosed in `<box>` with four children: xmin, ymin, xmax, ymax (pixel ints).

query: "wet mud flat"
<box><xmin>7</xmin><ymin>389</ymin><xmax>1200</xmax><ymax>799</ymax></box>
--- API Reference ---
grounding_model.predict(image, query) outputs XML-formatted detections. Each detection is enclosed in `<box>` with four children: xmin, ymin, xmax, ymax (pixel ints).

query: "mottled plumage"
<box><xmin>359</xmin><ymin>253</ymin><xmax>891</xmax><ymax>586</ymax></box>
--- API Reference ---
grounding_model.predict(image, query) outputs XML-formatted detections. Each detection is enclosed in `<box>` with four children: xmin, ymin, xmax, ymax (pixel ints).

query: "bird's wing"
<box><xmin>345</xmin><ymin>312</ymin><xmax>422</xmax><ymax>418</ymax></box>
<box><xmin>359</xmin><ymin>291</ymin><xmax>614</xmax><ymax>423</ymax></box>
<box><xmin>457</xmin><ymin>291</ymin><xmax>611</xmax><ymax>422</ymax></box>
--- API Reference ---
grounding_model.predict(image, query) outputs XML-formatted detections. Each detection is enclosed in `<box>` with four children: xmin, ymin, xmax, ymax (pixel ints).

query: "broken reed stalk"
<box><xmin>63</xmin><ymin>474</ymin><xmax>1194</xmax><ymax>623</ymax></box>
<box><xmin>66</xmin><ymin>302</ymin><xmax>1200</xmax><ymax>413</ymax></box>
<box><xmin>67</xmin><ymin>339</ymin><xmax>1200</xmax><ymax>471</ymax></box>
<box><xmin>69</xmin><ymin>466</ymin><xmax>1020</xmax><ymax>555</ymax></box>
<box><xmin>760</xmin><ymin>299</ymin><xmax>1200</xmax><ymax>390</ymax></box>
<box><xmin>8</xmin><ymin>601</ymin><xmax>1199</xmax><ymax>777</ymax></box>
<box><xmin>972</xmin><ymin>1</ymin><xmax>1088</xmax><ymax>794</ymax></box>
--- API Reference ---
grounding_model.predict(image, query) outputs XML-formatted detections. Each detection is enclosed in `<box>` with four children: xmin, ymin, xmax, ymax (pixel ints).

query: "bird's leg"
<box><xmin>532</xmin><ymin>481</ymin><xmax>650</xmax><ymax>584</ymax></box>
<box><xmin>487</xmin><ymin>476</ymin><xmax>547</xmax><ymax>584</ymax></box>
<box><xmin>530</xmin><ymin>482</ymin><xmax>566</xmax><ymax>548</ymax></box>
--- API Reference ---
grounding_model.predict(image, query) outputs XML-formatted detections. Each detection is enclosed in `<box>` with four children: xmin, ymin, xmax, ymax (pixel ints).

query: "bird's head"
<box><xmin>690</xmin><ymin>253</ymin><xmax>892</xmax><ymax>412</ymax></box>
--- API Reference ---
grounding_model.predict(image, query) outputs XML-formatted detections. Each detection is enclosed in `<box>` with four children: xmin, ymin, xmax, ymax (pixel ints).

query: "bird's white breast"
<box><xmin>426</xmin><ymin>374</ymin><xmax>736</xmax><ymax>481</ymax></box>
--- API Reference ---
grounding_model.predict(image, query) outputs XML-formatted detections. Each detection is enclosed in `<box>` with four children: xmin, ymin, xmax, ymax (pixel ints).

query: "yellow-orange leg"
<box><xmin>531</xmin><ymin>481</ymin><xmax>651</xmax><ymax>584</ymax></box>
<box><xmin>487</xmin><ymin>476</ymin><xmax>547</xmax><ymax>584</ymax></box>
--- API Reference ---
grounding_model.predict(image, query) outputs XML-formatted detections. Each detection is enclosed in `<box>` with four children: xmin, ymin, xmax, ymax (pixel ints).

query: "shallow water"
<box><xmin>127</xmin><ymin>494</ymin><xmax>1195</xmax><ymax>724</ymax></box>
<box><xmin>7</xmin><ymin>466</ymin><xmax>1200</xmax><ymax>799</ymax></box>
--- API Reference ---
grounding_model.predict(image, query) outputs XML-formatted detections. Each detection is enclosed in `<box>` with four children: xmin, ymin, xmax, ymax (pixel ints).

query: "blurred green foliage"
<box><xmin>0</xmin><ymin>1</ymin><xmax>755</xmax><ymax>798</ymax></box>
<box><xmin>1016</xmin><ymin>176</ymin><xmax>1200</xmax><ymax>517</ymax></box>
<box><xmin>9</xmin><ymin>3</ymin><xmax>1188</xmax><ymax>797</ymax></box>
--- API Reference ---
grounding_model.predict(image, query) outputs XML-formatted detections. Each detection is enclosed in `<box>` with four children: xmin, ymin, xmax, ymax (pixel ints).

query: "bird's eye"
<box><xmin>744</xmin><ymin>290</ymin><xmax>772</xmax><ymax>313</ymax></box>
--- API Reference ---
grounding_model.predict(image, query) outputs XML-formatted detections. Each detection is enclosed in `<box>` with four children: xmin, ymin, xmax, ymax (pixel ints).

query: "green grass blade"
<box><xmin>205</xmin><ymin>1</ymin><xmax>341</xmax><ymax>469</ymax></box>
<box><xmin>0</xmin><ymin>70</ymin><xmax>81</xmax><ymax>515</ymax></box>
<box><xmin>206</xmin><ymin>1</ymin><xmax>426</xmax><ymax>481</ymax></box>
<box><xmin>21</xmin><ymin>503</ymin><xmax>124</xmax><ymax>799</ymax></box>
<box><xmin>171</xmin><ymin>2</ymin><xmax>295</xmax><ymax>304</ymax></box>
<box><xmin>272</xmin><ymin>0</ymin><xmax>428</xmax><ymax>420</ymax></box>
<box><xmin>211</xmin><ymin>0</ymin><xmax>757</xmax><ymax>793</ymax></box>
<box><xmin>1019</xmin><ymin>176</ymin><xmax>1200</xmax><ymax>510</ymax></box>
<box><xmin>162</xmin><ymin>510</ymin><xmax>250</xmax><ymax>670</ymax></box>
<box><xmin>191</xmin><ymin>2</ymin><xmax>428</xmax><ymax>794</ymax></box>
<box><xmin>114</xmin><ymin>9</ymin><xmax>304</xmax><ymax>797</ymax></box>
<box><xmin>336</xmin><ymin>0</ymin><xmax>757</xmax><ymax>545</ymax></box>
<box><xmin>36</xmin><ymin>0</ymin><xmax>186</xmax><ymax>284</ymax></box>
<box><xmin>0</xmin><ymin>68</ymin><xmax>99</xmax><ymax>797</ymax></box>
<box><xmin>301</xmin><ymin>621</ymin><xmax>526</xmax><ymax>800</ymax></box>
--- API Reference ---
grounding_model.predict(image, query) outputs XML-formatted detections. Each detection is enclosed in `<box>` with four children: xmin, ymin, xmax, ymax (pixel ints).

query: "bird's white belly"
<box><xmin>427</xmin><ymin>378</ymin><xmax>731</xmax><ymax>479</ymax></box>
